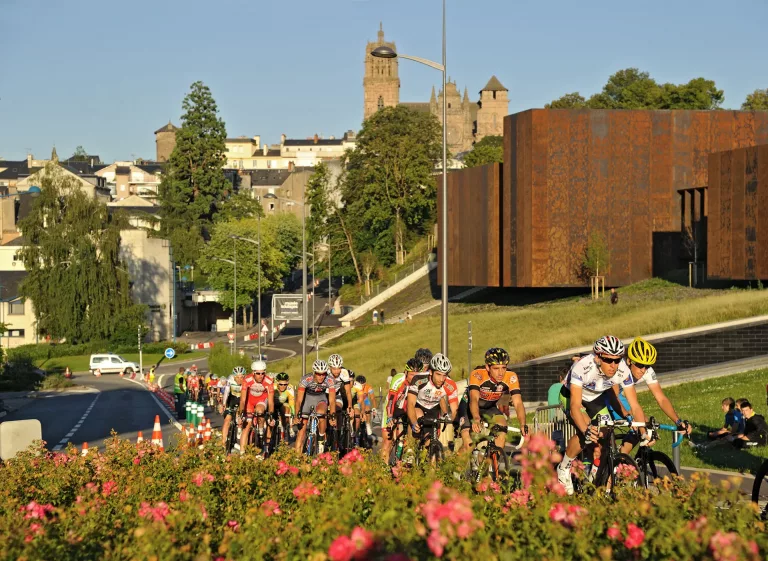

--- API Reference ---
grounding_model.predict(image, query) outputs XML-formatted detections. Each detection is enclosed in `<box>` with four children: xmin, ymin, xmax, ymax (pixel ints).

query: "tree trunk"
<box><xmin>395</xmin><ymin>208</ymin><xmax>403</xmax><ymax>265</ymax></box>
<box><xmin>337</xmin><ymin>210</ymin><xmax>363</xmax><ymax>285</ymax></box>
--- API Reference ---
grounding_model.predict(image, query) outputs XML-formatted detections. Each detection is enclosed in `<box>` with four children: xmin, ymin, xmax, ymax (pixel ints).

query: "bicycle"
<box><xmin>386</xmin><ymin>417</ymin><xmax>409</xmax><ymax>466</ymax></box>
<box><xmin>574</xmin><ymin>417</ymin><xmax>644</xmax><ymax>497</ymax></box>
<box><xmin>751</xmin><ymin>458</ymin><xmax>768</xmax><ymax>520</ymax></box>
<box><xmin>247</xmin><ymin>411</ymin><xmax>274</xmax><ymax>457</ymax></box>
<box><xmin>466</xmin><ymin>422</ymin><xmax>525</xmax><ymax>483</ymax></box>
<box><xmin>268</xmin><ymin>412</ymin><xmax>292</xmax><ymax>453</ymax></box>
<box><xmin>632</xmin><ymin>417</ymin><xmax>683</xmax><ymax>490</ymax></box>
<box><xmin>224</xmin><ymin>408</ymin><xmax>241</xmax><ymax>455</ymax></box>
<box><xmin>412</xmin><ymin>416</ymin><xmax>452</xmax><ymax>466</ymax></box>
<box><xmin>329</xmin><ymin>409</ymin><xmax>354</xmax><ymax>456</ymax></box>
<box><xmin>300</xmin><ymin>407</ymin><xmax>325</xmax><ymax>457</ymax></box>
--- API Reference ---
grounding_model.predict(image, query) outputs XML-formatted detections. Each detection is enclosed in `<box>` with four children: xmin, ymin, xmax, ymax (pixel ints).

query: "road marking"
<box><xmin>122</xmin><ymin>376</ymin><xmax>183</xmax><ymax>432</ymax></box>
<box><xmin>52</xmin><ymin>393</ymin><xmax>101</xmax><ymax>451</ymax></box>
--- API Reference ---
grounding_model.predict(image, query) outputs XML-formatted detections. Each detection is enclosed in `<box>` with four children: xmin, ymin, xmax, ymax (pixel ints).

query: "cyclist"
<box><xmin>272</xmin><ymin>372</ymin><xmax>296</xmax><ymax>439</ymax></box>
<box><xmin>294</xmin><ymin>359</ymin><xmax>337</xmax><ymax>454</ymax></box>
<box><xmin>207</xmin><ymin>374</ymin><xmax>220</xmax><ymax>407</ymax></box>
<box><xmin>415</xmin><ymin>348</ymin><xmax>433</xmax><ymax>371</ymax></box>
<box><xmin>352</xmin><ymin>375</ymin><xmax>377</xmax><ymax>441</ymax></box>
<box><xmin>239</xmin><ymin>360</ymin><xmax>275</xmax><ymax>455</ymax></box>
<box><xmin>612</xmin><ymin>337</ymin><xmax>691</xmax><ymax>453</ymax></box>
<box><xmin>407</xmin><ymin>353</ymin><xmax>453</xmax><ymax>435</ymax></box>
<box><xmin>220</xmin><ymin>367</ymin><xmax>246</xmax><ymax>448</ymax></box>
<box><xmin>459</xmin><ymin>347</ymin><xmax>529</xmax><ymax>452</ymax></box>
<box><xmin>186</xmin><ymin>369</ymin><xmax>201</xmax><ymax>402</ymax></box>
<box><xmin>327</xmin><ymin>354</ymin><xmax>354</xmax><ymax>435</ymax></box>
<box><xmin>380</xmin><ymin>357</ymin><xmax>422</xmax><ymax>461</ymax></box>
<box><xmin>556</xmin><ymin>335</ymin><xmax>647</xmax><ymax>495</ymax></box>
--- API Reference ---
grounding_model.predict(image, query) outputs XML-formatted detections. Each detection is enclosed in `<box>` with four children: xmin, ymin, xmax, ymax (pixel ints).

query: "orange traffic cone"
<box><xmin>81</xmin><ymin>442</ymin><xmax>89</xmax><ymax>456</ymax></box>
<box><xmin>204</xmin><ymin>419</ymin><xmax>212</xmax><ymax>442</ymax></box>
<box><xmin>151</xmin><ymin>415</ymin><xmax>164</xmax><ymax>450</ymax></box>
<box><xmin>136</xmin><ymin>431</ymin><xmax>144</xmax><ymax>444</ymax></box>
<box><xmin>94</xmin><ymin>369</ymin><xmax>101</xmax><ymax>377</ymax></box>
<box><xmin>196</xmin><ymin>420</ymin><xmax>204</xmax><ymax>447</ymax></box>
<box><xmin>186</xmin><ymin>424</ymin><xmax>195</xmax><ymax>446</ymax></box>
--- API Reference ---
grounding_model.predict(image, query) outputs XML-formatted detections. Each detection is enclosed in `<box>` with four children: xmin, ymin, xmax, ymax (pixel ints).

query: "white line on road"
<box><xmin>122</xmin><ymin>377</ymin><xmax>183</xmax><ymax>432</ymax></box>
<box><xmin>52</xmin><ymin>393</ymin><xmax>101</xmax><ymax>451</ymax></box>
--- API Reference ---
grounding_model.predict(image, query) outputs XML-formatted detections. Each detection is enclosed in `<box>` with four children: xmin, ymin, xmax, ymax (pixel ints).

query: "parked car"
<box><xmin>89</xmin><ymin>354</ymin><xmax>139</xmax><ymax>375</ymax></box>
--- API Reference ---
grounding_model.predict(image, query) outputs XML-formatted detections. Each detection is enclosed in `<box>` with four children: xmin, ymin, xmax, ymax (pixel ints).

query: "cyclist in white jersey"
<box><xmin>556</xmin><ymin>335</ymin><xmax>647</xmax><ymax>495</ymax></box>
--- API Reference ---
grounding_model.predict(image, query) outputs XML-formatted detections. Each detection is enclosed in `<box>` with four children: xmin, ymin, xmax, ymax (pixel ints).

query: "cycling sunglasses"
<box><xmin>599</xmin><ymin>355</ymin><xmax>623</xmax><ymax>365</ymax></box>
<box><xmin>631</xmin><ymin>362</ymin><xmax>650</xmax><ymax>370</ymax></box>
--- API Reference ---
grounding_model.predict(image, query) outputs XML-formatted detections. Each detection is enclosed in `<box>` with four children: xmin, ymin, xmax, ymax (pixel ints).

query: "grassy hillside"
<box><xmin>271</xmin><ymin>280</ymin><xmax>768</xmax><ymax>390</ymax></box>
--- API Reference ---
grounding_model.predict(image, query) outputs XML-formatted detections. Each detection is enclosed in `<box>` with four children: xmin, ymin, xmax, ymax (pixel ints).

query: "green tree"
<box><xmin>159</xmin><ymin>81</ymin><xmax>229</xmax><ymax>266</ymax></box>
<box><xmin>199</xmin><ymin>218</ymin><xmax>291</xmax><ymax>327</ymax></box>
<box><xmin>71</xmin><ymin>146</ymin><xmax>89</xmax><ymax>162</ymax></box>
<box><xmin>545</xmin><ymin>92</ymin><xmax>587</xmax><ymax>109</ymax></box>
<box><xmin>742</xmin><ymin>88</ymin><xmax>768</xmax><ymax>110</ymax></box>
<box><xmin>262</xmin><ymin>212</ymin><xmax>302</xmax><ymax>273</ymax></box>
<box><xmin>215</xmin><ymin>192</ymin><xmax>264</xmax><ymax>222</ymax></box>
<box><xmin>582</xmin><ymin>230</ymin><xmax>609</xmax><ymax>279</ymax></box>
<box><xmin>548</xmin><ymin>68</ymin><xmax>724</xmax><ymax>111</ymax></box>
<box><xmin>18</xmin><ymin>164</ymin><xmax>146</xmax><ymax>342</ymax></box>
<box><xmin>463</xmin><ymin>135</ymin><xmax>504</xmax><ymax>168</ymax></box>
<box><xmin>342</xmin><ymin>106</ymin><xmax>442</xmax><ymax>266</ymax></box>
<box><xmin>304</xmin><ymin>162</ymin><xmax>332</xmax><ymax>248</ymax></box>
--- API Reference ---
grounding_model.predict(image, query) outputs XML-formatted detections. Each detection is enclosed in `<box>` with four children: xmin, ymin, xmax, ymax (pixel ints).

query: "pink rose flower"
<box><xmin>624</xmin><ymin>523</ymin><xmax>645</xmax><ymax>549</ymax></box>
<box><xmin>227</xmin><ymin>520</ymin><xmax>239</xmax><ymax>532</ymax></box>
<box><xmin>192</xmin><ymin>471</ymin><xmax>215</xmax><ymax>487</ymax></box>
<box><xmin>607</xmin><ymin>524</ymin><xmax>622</xmax><ymax>540</ymax></box>
<box><xmin>276</xmin><ymin>461</ymin><xmax>299</xmax><ymax>476</ymax></box>
<box><xmin>293</xmin><ymin>481</ymin><xmax>320</xmax><ymax>502</ymax></box>
<box><xmin>261</xmin><ymin>499</ymin><xmax>282</xmax><ymax>517</ymax></box>
<box><xmin>328</xmin><ymin>526</ymin><xmax>375</xmax><ymax>561</ymax></box>
<box><xmin>101</xmin><ymin>480</ymin><xmax>117</xmax><ymax>497</ymax></box>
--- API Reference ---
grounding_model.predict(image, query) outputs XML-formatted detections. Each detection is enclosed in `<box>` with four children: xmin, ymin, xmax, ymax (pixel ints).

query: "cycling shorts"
<box><xmin>300</xmin><ymin>392</ymin><xmax>328</xmax><ymax>418</ymax></box>
<box><xmin>415</xmin><ymin>403</ymin><xmax>441</xmax><ymax>421</ymax></box>
<box><xmin>246</xmin><ymin>393</ymin><xmax>269</xmax><ymax>413</ymax></box>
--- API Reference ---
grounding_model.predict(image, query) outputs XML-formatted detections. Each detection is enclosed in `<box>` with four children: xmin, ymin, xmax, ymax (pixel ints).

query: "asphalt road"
<box><xmin>2</xmin><ymin>373</ymin><xmax>182</xmax><ymax>452</ymax></box>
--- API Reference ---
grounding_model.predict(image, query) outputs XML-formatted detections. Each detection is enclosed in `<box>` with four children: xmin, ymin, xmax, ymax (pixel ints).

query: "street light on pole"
<box><xmin>231</xmin><ymin>234</ymin><xmax>262</xmax><ymax>357</ymax></box>
<box><xmin>371</xmin><ymin>0</ymin><xmax>449</xmax><ymax>355</ymax></box>
<box><xmin>263</xmin><ymin>192</ymin><xmax>309</xmax><ymax>373</ymax></box>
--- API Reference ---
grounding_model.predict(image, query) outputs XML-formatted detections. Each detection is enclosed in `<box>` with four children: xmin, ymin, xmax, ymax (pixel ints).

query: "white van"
<box><xmin>89</xmin><ymin>354</ymin><xmax>139</xmax><ymax>375</ymax></box>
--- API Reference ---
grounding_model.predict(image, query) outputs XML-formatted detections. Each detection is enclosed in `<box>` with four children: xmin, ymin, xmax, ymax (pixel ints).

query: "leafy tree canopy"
<box><xmin>742</xmin><ymin>88</ymin><xmax>768</xmax><ymax>111</ymax></box>
<box><xmin>305</xmin><ymin>162</ymin><xmax>332</xmax><ymax>248</ymax></box>
<box><xmin>18</xmin><ymin>164</ymin><xmax>146</xmax><ymax>342</ymax></box>
<box><xmin>546</xmin><ymin>68</ymin><xmax>724</xmax><ymax>110</ymax></box>
<box><xmin>159</xmin><ymin>81</ymin><xmax>229</xmax><ymax>266</ymax></box>
<box><xmin>463</xmin><ymin>135</ymin><xmax>503</xmax><ymax>168</ymax></box>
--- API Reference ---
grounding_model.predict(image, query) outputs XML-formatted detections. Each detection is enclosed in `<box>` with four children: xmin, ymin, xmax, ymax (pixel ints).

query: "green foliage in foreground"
<box><xmin>0</xmin><ymin>436</ymin><xmax>763</xmax><ymax>560</ymax></box>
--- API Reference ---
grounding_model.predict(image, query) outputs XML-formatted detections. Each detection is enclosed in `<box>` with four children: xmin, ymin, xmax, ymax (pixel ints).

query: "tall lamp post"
<box><xmin>263</xmin><ymin>192</ymin><xmax>309</xmax><ymax>373</ymax></box>
<box><xmin>231</xmin><ymin>234</ymin><xmax>262</xmax><ymax>357</ymax></box>
<box><xmin>371</xmin><ymin>0</ymin><xmax>449</xmax><ymax>354</ymax></box>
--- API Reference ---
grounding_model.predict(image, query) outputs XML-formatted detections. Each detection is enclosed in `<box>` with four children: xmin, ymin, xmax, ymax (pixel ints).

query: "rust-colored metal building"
<box><xmin>441</xmin><ymin>109</ymin><xmax>768</xmax><ymax>287</ymax></box>
<box><xmin>707</xmin><ymin>144</ymin><xmax>768</xmax><ymax>281</ymax></box>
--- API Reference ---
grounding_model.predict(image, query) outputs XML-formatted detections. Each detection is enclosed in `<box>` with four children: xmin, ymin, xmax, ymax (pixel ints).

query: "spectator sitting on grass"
<box><xmin>707</xmin><ymin>397</ymin><xmax>744</xmax><ymax>440</ymax></box>
<box><xmin>733</xmin><ymin>401</ymin><xmax>768</xmax><ymax>449</ymax></box>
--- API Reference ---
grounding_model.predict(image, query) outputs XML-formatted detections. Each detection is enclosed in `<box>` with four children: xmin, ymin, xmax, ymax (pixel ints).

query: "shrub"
<box><xmin>0</xmin><ymin>356</ymin><xmax>43</xmax><ymax>391</ymax></box>
<box><xmin>6</xmin><ymin>341</ymin><xmax>190</xmax><ymax>364</ymax></box>
<box><xmin>0</xmin><ymin>436</ymin><xmax>764</xmax><ymax>560</ymax></box>
<box><xmin>208</xmin><ymin>344</ymin><xmax>251</xmax><ymax>377</ymax></box>
<box><xmin>39</xmin><ymin>374</ymin><xmax>75</xmax><ymax>390</ymax></box>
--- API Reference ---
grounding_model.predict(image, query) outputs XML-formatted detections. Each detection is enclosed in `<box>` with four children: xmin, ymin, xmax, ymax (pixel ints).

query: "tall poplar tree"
<box><xmin>159</xmin><ymin>81</ymin><xmax>229</xmax><ymax>266</ymax></box>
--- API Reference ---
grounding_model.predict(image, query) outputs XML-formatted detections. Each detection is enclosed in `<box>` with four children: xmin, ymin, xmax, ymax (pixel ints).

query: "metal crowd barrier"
<box><xmin>532</xmin><ymin>404</ymin><xmax>575</xmax><ymax>453</ymax></box>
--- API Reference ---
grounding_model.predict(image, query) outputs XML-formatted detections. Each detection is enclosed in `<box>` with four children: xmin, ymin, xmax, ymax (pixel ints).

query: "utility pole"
<box><xmin>138</xmin><ymin>325</ymin><xmax>143</xmax><ymax>380</ymax></box>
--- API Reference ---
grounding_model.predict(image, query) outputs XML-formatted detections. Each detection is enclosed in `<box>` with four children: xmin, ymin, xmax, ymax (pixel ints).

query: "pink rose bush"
<box><xmin>0</xmin><ymin>435</ymin><xmax>763</xmax><ymax>560</ymax></box>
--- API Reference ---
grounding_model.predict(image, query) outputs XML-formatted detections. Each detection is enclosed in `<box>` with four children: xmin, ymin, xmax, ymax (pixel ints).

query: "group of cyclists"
<box><xmin>194</xmin><ymin>333</ymin><xmax>692</xmax><ymax>493</ymax></box>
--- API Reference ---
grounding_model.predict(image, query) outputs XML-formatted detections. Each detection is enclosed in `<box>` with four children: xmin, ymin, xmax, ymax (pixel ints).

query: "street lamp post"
<box><xmin>371</xmin><ymin>0</ymin><xmax>449</xmax><ymax>354</ymax></box>
<box><xmin>231</xmin><ymin>234</ymin><xmax>262</xmax><ymax>357</ymax></box>
<box><xmin>263</xmin><ymin>192</ymin><xmax>309</xmax><ymax>374</ymax></box>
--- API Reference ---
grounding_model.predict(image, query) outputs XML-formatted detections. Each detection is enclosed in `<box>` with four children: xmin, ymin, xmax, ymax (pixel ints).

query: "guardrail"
<box><xmin>532</xmin><ymin>404</ymin><xmax>574</xmax><ymax>453</ymax></box>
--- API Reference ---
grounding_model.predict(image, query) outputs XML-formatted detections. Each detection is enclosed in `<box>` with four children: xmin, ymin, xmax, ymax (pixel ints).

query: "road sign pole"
<box><xmin>138</xmin><ymin>325</ymin><xmax>143</xmax><ymax>381</ymax></box>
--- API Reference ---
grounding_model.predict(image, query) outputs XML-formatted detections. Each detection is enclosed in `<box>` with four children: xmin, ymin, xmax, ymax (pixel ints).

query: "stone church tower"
<box><xmin>432</xmin><ymin>80</ymin><xmax>475</xmax><ymax>155</ymax></box>
<box><xmin>155</xmin><ymin>121</ymin><xmax>178</xmax><ymax>162</ymax></box>
<box><xmin>475</xmin><ymin>76</ymin><xmax>509</xmax><ymax>142</ymax></box>
<box><xmin>363</xmin><ymin>23</ymin><xmax>400</xmax><ymax>120</ymax></box>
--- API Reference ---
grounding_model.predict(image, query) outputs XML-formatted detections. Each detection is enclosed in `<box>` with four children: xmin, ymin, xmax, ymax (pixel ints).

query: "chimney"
<box><xmin>27</xmin><ymin>153</ymin><xmax>32</xmax><ymax>167</ymax></box>
<box><xmin>329</xmin><ymin>135</ymin><xmax>335</xmax><ymax>140</ymax></box>
<box><xmin>263</xmin><ymin>145</ymin><xmax>268</xmax><ymax>156</ymax></box>
<box><xmin>313</xmin><ymin>134</ymin><xmax>318</xmax><ymax>144</ymax></box>
<box><xmin>288</xmin><ymin>161</ymin><xmax>294</xmax><ymax>172</ymax></box>
<box><xmin>281</xmin><ymin>133</ymin><xmax>286</xmax><ymax>145</ymax></box>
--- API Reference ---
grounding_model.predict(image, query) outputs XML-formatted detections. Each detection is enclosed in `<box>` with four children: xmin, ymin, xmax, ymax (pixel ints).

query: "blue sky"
<box><xmin>1</xmin><ymin>0</ymin><xmax>766</xmax><ymax>163</ymax></box>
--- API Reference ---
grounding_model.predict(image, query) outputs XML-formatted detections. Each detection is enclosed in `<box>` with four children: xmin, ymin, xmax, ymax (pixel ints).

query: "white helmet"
<box><xmin>232</xmin><ymin>366</ymin><xmax>246</xmax><ymax>377</ymax></box>
<box><xmin>593</xmin><ymin>336</ymin><xmax>625</xmax><ymax>357</ymax></box>
<box><xmin>251</xmin><ymin>360</ymin><xmax>267</xmax><ymax>372</ymax></box>
<box><xmin>430</xmin><ymin>353</ymin><xmax>452</xmax><ymax>374</ymax></box>
<box><xmin>327</xmin><ymin>354</ymin><xmax>343</xmax><ymax>368</ymax></box>
<box><xmin>312</xmin><ymin>359</ymin><xmax>328</xmax><ymax>374</ymax></box>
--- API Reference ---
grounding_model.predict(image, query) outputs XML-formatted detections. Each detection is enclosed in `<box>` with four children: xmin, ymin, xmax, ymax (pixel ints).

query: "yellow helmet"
<box><xmin>627</xmin><ymin>337</ymin><xmax>657</xmax><ymax>366</ymax></box>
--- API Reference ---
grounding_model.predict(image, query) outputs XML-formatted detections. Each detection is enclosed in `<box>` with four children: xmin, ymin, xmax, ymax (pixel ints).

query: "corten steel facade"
<box><xmin>707</xmin><ymin>144</ymin><xmax>768</xmax><ymax>281</ymax></box>
<box><xmin>438</xmin><ymin>109</ymin><xmax>768</xmax><ymax>287</ymax></box>
<box><xmin>438</xmin><ymin>163</ymin><xmax>503</xmax><ymax>286</ymax></box>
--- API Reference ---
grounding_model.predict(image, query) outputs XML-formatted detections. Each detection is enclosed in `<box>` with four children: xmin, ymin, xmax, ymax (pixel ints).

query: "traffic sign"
<box><xmin>164</xmin><ymin>348</ymin><xmax>176</xmax><ymax>359</ymax></box>
<box><xmin>228</xmin><ymin>333</ymin><xmax>235</xmax><ymax>342</ymax></box>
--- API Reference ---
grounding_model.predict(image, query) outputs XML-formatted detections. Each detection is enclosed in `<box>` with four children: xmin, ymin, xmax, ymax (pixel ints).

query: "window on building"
<box><xmin>378</xmin><ymin>96</ymin><xmax>384</xmax><ymax>110</ymax></box>
<box><xmin>9</xmin><ymin>299</ymin><xmax>24</xmax><ymax>315</ymax></box>
<box><xmin>269</xmin><ymin>203</ymin><xmax>275</xmax><ymax>211</ymax></box>
<box><xmin>493</xmin><ymin>91</ymin><xmax>497</xmax><ymax>99</ymax></box>
<box><xmin>4</xmin><ymin>329</ymin><xmax>25</xmax><ymax>338</ymax></box>
<box><xmin>448</xmin><ymin>103</ymin><xmax>451</xmax><ymax>108</ymax></box>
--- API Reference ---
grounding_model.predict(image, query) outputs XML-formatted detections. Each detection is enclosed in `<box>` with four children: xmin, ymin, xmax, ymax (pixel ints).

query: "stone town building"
<box><xmin>155</xmin><ymin>122</ymin><xmax>178</xmax><ymax>162</ymax></box>
<box><xmin>363</xmin><ymin>24</ymin><xmax>509</xmax><ymax>155</ymax></box>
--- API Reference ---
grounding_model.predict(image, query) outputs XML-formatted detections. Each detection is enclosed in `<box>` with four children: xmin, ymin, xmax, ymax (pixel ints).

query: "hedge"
<box><xmin>0</xmin><ymin>434</ymin><xmax>764</xmax><ymax>560</ymax></box>
<box><xmin>6</xmin><ymin>341</ymin><xmax>190</xmax><ymax>363</ymax></box>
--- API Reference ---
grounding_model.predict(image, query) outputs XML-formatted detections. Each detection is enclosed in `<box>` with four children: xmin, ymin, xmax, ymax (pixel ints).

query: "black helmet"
<box><xmin>275</xmin><ymin>372</ymin><xmax>289</xmax><ymax>382</ymax></box>
<box><xmin>485</xmin><ymin>347</ymin><xmax>510</xmax><ymax>366</ymax></box>
<box><xmin>355</xmin><ymin>374</ymin><xmax>367</xmax><ymax>384</ymax></box>
<box><xmin>405</xmin><ymin>357</ymin><xmax>422</xmax><ymax>373</ymax></box>
<box><xmin>415</xmin><ymin>348</ymin><xmax>433</xmax><ymax>367</ymax></box>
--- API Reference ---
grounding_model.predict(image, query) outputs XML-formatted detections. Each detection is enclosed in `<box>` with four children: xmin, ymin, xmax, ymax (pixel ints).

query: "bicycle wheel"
<box><xmin>429</xmin><ymin>440</ymin><xmax>444</xmax><ymax>464</ymax></box>
<box><xmin>636</xmin><ymin>450</ymin><xmax>677</xmax><ymax>489</ymax></box>
<box><xmin>751</xmin><ymin>459</ymin><xmax>768</xmax><ymax>520</ymax></box>
<box><xmin>225</xmin><ymin>421</ymin><xmax>238</xmax><ymax>455</ymax></box>
<box><xmin>595</xmin><ymin>453</ymin><xmax>641</xmax><ymax>490</ymax></box>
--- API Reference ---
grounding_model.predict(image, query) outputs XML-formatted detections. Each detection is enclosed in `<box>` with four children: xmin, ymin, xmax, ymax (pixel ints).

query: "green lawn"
<box><xmin>35</xmin><ymin>351</ymin><xmax>208</xmax><ymax>373</ymax></box>
<box><xmin>271</xmin><ymin>280</ymin><xmax>768</xmax><ymax>390</ymax></box>
<box><xmin>637</xmin><ymin>368</ymin><xmax>768</xmax><ymax>475</ymax></box>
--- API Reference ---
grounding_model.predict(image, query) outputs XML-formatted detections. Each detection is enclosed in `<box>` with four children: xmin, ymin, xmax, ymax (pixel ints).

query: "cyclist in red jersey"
<box><xmin>239</xmin><ymin>360</ymin><xmax>274</xmax><ymax>454</ymax></box>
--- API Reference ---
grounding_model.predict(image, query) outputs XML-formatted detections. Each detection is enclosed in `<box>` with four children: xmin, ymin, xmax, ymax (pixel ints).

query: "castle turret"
<box><xmin>154</xmin><ymin>121</ymin><xmax>179</xmax><ymax>162</ymax></box>
<box><xmin>475</xmin><ymin>75</ymin><xmax>509</xmax><ymax>142</ymax></box>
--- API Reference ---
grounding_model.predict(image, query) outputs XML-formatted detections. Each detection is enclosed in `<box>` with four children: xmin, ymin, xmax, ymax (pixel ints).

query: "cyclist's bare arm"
<box><xmin>569</xmin><ymin>385</ymin><xmax>591</xmax><ymax>434</ymax></box>
<box><xmin>648</xmin><ymin>383</ymin><xmax>680</xmax><ymax>424</ymax></box>
<box><xmin>623</xmin><ymin>384</ymin><xmax>646</xmax><ymax>427</ymax></box>
<box><xmin>510</xmin><ymin>393</ymin><xmax>527</xmax><ymax>430</ymax></box>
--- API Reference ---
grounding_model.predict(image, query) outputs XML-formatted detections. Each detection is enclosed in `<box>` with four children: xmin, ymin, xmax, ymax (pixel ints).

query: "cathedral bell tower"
<box><xmin>363</xmin><ymin>23</ymin><xmax>400</xmax><ymax>120</ymax></box>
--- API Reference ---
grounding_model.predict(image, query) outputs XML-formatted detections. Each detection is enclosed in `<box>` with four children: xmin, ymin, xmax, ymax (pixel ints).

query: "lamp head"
<box><xmin>371</xmin><ymin>46</ymin><xmax>397</xmax><ymax>59</ymax></box>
